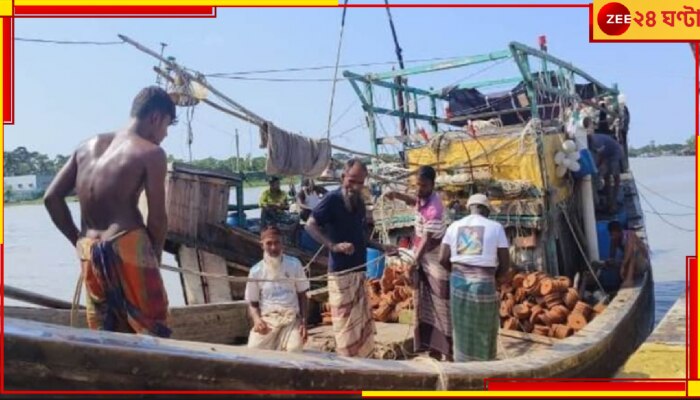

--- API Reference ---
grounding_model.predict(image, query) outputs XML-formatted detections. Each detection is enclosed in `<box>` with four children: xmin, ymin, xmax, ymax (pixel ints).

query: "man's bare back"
<box><xmin>44</xmin><ymin>85</ymin><xmax>173</xmax><ymax>261</ymax></box>
<box><xmin>75</xmin><ymin>131</ymin><xmax>166</xmax><ymax>240</ymax></box>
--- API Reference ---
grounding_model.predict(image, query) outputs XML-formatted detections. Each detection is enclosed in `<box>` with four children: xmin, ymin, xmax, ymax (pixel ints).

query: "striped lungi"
<box><xmin>450</xmin><ymin>264</ymin><xmax>499</xmax><ymax>362</ymax></box>
<box><xmin>413</xmin><ymin>248</ymin><xmax>452</xmax><ymax>358</ymax></box>
<box><xmin>327</xmin><ymin>270</ymin><xmax>376</xmax><ymax>358</ymax></box>
<box><xmin>76</xmin><ymin>229</ymin><xmax>171</xmax><ymax>337</ymax></box>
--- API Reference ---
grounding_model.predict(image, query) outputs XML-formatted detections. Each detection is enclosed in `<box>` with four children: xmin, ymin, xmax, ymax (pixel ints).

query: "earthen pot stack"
<box><xmin>498</xmin><ymin>271</ymin><xmax>603</xmax><ymax>338</ymax></box>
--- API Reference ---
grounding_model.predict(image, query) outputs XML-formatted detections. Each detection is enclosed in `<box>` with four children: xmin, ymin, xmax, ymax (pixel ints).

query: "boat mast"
<box><xmin>383</xmin><ymin>0</ymin><xmax>409</xmax><ymax>164</ymax></box>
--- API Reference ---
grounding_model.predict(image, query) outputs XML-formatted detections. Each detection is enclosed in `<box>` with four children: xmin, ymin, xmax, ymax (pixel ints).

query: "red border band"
<box><xmin>486</xmin><ymin>381</ymin><xmax>686</xmax><ymax>391</ymax></box>
<box><xmin>3</xmin><ymin>17</ymin><xmax>12</xmax><ymax>124</ymax></box>
<box><xmin>1</xmin><ymin>3</ymin><xmax>696</xmax><ymax>396</ymax></box>
<box><xmin>690</xmin><ymin>257</ymin><xmax>697</xmax><ymax>379</ymax></box>
<box><xmin>14</xmin><ymin>5</ymin><xmax>217</xmax><ymax>17</ymax></box>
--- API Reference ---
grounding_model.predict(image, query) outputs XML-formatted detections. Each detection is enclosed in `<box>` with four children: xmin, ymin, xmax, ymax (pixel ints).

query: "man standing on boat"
<box><xmin>305</xmin><ymin>158</ymin><xmax>398</xmax><ymax>358</ymax></box>
<box><xmin>245</xmin><ymin>226</ymin><xmax>310</xmax><ymax>352</ymax></box>
<box><xmin>439</xmin><ymin>193</ymin><xmax>511</xmax><ymax>361</ymax></box>
<box><xmin>296</xmin><ymin>178</ymin><xmax>327</xmax><ymax>223</ymax></box>
<box><xmin>43</xmin><ymin>86</ymin><xmax>173</xmax><ymax>337</ymax></box>
<box><xmin>259</xmin><ymin>176</ymin><xmax>290</xmax><ymax>228</ymax></box>
<box><xmin>385</xmin><ymin>166</ymin><xmax>452</xmax><ymax>361</ymax></box>
<box><xmin>587</xmin><ymin>131</ymin><xmax>624</xmax><ymax>214</ymax></box>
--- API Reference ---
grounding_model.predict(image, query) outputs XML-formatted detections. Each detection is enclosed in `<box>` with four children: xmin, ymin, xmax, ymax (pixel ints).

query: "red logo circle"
<box><xmin>597</xmin><ymin>2</ymin><xmax>631</xmax><ymax>36</ymax></box>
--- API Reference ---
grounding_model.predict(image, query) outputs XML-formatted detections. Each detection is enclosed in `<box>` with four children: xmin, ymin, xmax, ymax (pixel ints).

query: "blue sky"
<box><xmin>6</xmin><ymin>5</ymin><xmax>695</xmax><ymax>161</ymax></box>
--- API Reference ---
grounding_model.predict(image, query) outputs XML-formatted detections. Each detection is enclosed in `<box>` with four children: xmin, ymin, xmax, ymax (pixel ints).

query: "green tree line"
<box><xmin>628</xmin><ymin>135</ymin><xmax>696</xmax><ymax>157</ymax></box>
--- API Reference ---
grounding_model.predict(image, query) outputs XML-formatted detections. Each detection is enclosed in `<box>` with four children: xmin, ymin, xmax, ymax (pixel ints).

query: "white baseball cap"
<box><xmin>466</xmin><ymin>193</ymin><xmax>492</xmax><ymax>209</ymax></box>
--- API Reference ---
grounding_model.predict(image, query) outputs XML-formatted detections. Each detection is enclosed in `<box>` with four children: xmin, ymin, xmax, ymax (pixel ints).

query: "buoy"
<box><xmin>567</xmin><ymin>151</ymin><xmax>581</xmax><ymax>161</ymax></box>
<box><xmin>554</xmin><ymin>151</ymin><xmax>566</xmax><ymax>164</ymax></box>
<box><xmin>562</xmin><ymin>140</ymin><xmax>577</xmax><ymax>153</ymax></box>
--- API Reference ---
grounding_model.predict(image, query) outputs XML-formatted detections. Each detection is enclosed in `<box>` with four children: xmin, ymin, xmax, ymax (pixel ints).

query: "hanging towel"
<box><xmin>260</xmin><ymin>122</ymin><xmax>332</xmax><ymax>177</ymax></box>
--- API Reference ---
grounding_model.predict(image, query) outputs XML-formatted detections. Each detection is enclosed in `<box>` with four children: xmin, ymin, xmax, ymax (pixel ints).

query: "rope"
<box><xmin>638</xmin><ymin>191</ymin><xmax>695</xmax><ymax>233</ymax></box>
<box><xmin>412</xmin><ymin>356</ymin><xmax>449</xmax><ymax>390</ymax></box>
<box><xmin>203</xmin><ymin>54</ymin><xmax>484</xmax><ymax>77</ymax></box>
<box><xmin>325</xmin><ymin>0</ymin><xmax>350</xmax><ymax>140</ymax></box>
<box><xmin>186</xmin><ymin>106</ymin><xmax>195</xmax><ymax>162</ymax></box>
<box><xmin>156</xmin><ymin>253</ymin><xmax>387</xmax><ymax>283</ymax></box>
<box><xmin>558</xmin><ymin>204</ymin><xmax>607</xmax><ymax>295</ymax></box>
<box><xmin>70</xmin><ymin>269</ymin><xmax>84</xmax><ymax>328</ymax></box>
<box><xmin>303</xmin><ymin>244</ymin><xmax>327</xmax><ymax>278</ymax></box>
<box><xmin>636</xmin><ymin>180</ymin><xmax>694</xmax><ymax>210</ymax></box>
<box><xmin>642</xmin><ymin>209</ymin><xmax>695</xmax><ymax>217</ymax></box>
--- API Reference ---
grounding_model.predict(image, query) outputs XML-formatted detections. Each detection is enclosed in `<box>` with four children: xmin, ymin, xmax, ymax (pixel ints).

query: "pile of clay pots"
<box><xmin>499</xmin><ymin>271</ymin><xmax>606</xmax><ymax>339</ymax></box>
<box><xmin>366</xmin><ymin>261</ymin><xmax>415</xmax><ymax>323</ymax></box>
<box><xmin>319</xmin><ymin>257</ymin><xmax>415</xmax><ymax>325</ymax></box>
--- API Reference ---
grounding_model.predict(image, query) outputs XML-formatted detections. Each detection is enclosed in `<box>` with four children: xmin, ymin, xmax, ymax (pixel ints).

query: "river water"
<box><xmin>3</xmin><ymin>157</ymin><xmax>694</xmax><ymax>326</ymax></box>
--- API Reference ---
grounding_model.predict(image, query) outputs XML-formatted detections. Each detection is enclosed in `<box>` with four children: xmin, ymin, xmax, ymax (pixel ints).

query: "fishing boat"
<box><xmin>4</xmin><ymin>37</ymin><xmax>655</xmax><ymax>390</ymax></box>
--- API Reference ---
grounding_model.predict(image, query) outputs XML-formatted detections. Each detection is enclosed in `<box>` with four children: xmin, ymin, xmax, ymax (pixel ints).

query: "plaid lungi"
<box><xmin>450</xmin><ymin>264</ymin><xmax>499</xmax><ymax>362</ymax></box>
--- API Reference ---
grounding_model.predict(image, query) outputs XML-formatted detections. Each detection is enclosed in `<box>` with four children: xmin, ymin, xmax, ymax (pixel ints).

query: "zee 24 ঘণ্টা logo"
<box><xmin>597</xmin><ymin>1</ymin><xmax>700</xmax><ymax>38</ymax></box>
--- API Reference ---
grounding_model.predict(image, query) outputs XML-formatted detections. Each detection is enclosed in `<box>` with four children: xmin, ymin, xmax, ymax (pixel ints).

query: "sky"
<box><xmin>6</xmin><ymin>4</ymin><xmax>695</xmax><ymax>162</ymax></box>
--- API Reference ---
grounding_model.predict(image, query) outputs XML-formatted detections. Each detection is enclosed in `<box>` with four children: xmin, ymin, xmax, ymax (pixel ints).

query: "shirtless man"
<box><xmin>44</xmin><ymin>86</ymin><xmax>176</xmax><ymax>337</ymax></box>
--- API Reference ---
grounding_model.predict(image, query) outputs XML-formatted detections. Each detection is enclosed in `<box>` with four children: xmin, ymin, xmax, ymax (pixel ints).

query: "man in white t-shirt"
<box><xmin>439</xmin><ymin>193</ymin><xmax>511</xmax><ymax>362</ymax></box>
<box><xmin>245</xmin><ymin>226</ymin><xmax>310</xmax><ymax>352</ymax></box>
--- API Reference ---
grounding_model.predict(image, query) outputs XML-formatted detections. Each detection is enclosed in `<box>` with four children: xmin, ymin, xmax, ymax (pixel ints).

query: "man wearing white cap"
<box><xmin>439</xmin><ymin>193</ymin><xmax>511</xmax><ymax>362</ymax></box>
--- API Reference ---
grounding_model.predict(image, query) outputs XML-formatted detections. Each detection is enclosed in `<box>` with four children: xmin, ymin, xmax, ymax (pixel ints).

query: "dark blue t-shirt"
<box><xmin>310</xmin><ymin>188</ymin><xmax>367</xmax><ymax>273</ymax></box>
<box><xmin>590</xmin><ymin>133</ymin><xmax>623</xmax><ymax>160</ymax></box>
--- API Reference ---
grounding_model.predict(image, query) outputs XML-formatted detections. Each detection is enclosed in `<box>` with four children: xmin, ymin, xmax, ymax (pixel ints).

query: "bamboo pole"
<box><xmin>4</xmin><ymin>285</ymin><xmax>84</xmax><ymax>310</ymax></box>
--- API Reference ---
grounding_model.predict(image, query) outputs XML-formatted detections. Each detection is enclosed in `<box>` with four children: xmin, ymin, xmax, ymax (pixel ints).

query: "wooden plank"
<box><xmin>178</xmin><ymin>246</ymin><xmax>207</xmax><ymax>305</ymax></box>
<box><xmin>199</xmin><ymin>251</ymin><xmax>234</xmax><ymax>303</ymax></box>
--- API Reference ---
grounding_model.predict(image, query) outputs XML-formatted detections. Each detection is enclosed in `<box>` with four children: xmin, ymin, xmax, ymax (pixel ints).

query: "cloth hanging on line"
<box><xmin>260</xmin><ymin>122</ymin><xmax>332</xmax><ymax>177</ymax></box>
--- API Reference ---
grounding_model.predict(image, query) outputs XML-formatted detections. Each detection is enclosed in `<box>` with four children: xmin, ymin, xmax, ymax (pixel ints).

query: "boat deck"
<box><xmin>305</xmin><ymin>322</ymin><xmax>550</xmax><ymax>360</ymax></box>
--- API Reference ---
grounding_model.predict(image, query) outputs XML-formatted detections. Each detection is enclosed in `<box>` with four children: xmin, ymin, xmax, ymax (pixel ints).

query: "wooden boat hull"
<box><xmin>4</xmin><ymin>269</ymin><xmax>653</xmax><ymax>390</ymax></box>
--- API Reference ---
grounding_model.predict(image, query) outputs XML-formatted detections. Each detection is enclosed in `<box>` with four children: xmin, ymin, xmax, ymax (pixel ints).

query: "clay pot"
<box><xmin>557</xmin><ymin>276</ymin><xmax>572</xmax><ymax>289</ymax></box>
<box><xmin>552</xmin><ymin>324</ymin><xmax>574</xmax><ymax>339</ymax></box>
<box><xmin>500</xmin><ymin>302</ymin><xmax>513</xmax><ymax>318</ymax></box>
<box><xmin>551</xmin><ymin>305</ymin><xmax>570</xmax><ymax>318</ymax></box>
<box><xmin>546</xmin><ymin>308</ymin><xmax>567</xmax><ymax>325</ymax></box>
<box><xmin>544</xmin><ymin>292</ymin><xmax>564</xmax><ymax>308</ymax></box>
<box><xmin>529</xmin><ymin>305</ymin><xmax>544</xmax><ymax>324</ymax></box>
<box><xmin>533</xmin><ymin>325</ymin><xmax>550</xmax><ymax>336</ymax></box>
<box><xmin>504</xmin><ymin>317</ymin><xmax>519</xmax><ymax>331</ymax></box>
<box><xmin>513</xmin><ymin>304</ymin><xmax>531</xmax><ymax>320</ymax></box>
<box><xmin>593</xmin><ymin>302</ymin><xmax>607</xmax><ymax>315</ymax></box>
<box><xmin>538</xmin><ymin>312</ymin><xmax>553</xmax><ymax>326</ymax></box>
<box><xmin>539</xmin><ymin>278</ymin><xmax>557</xmax><ymax>296</ymax></box>
<box><xmin>513</xmin><ymin>273</ymin><xmax>526</xmax><ymax>288</ymax></box>
<box><xmin>501</xmin><ymin>284</ymin><xmax>514</xmax><ymax>295</ymax></box>
<box><xmin>515</xmin><ymin>287</ymin><xmax>527</xmax><ymax>303</ymax></box>
<box><xmin>536</xmin><ymin>296</ymin><xmax>547</xmax><ymax>307</ymax></box>
<box><xmin>574</xmin><ymin>301</ymin><xmax>593</xmax><ymax>320</ymax></box>
<box><xmin>567</xmin><ymin>312</ymin><xmax>588</xmax><ymax>330</ymax></box>
<box><xmin>523</xmin><ymin>273</ymin><xmax>539</xmax><ymax>290</ymax></box>
<box><xmin>373</xmin><ymin>302</ymin><xmax>394</xmax><ymax>322</ymax></box>
<box><xmin>564</xmin><ymin>288</ymin><xmax>579</xmax><ymax>310</ymax></box>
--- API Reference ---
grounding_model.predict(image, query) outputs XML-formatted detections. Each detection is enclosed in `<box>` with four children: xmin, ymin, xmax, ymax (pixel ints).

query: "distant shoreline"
<box><xmin>5</xmin><ymin>196</ymin><xmax>78</xmax><ymax>207</ymax></box>
<box><xmin>4</xmin><ymin>181</ymin><xmax>273</xmax><ymax>207</ymax></box>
